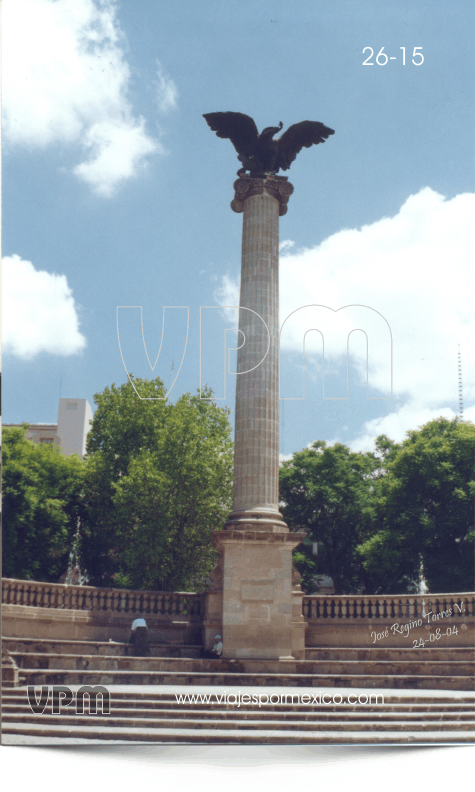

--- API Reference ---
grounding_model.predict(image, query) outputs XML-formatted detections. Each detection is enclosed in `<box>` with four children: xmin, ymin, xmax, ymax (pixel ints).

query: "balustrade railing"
<box><xmin>2</xmin><ymin>578</ymin><xmax>202</xmax><ymax>618</ymax></box>
<box><xmin>302</xmin><ymin>593</ymin><xmax>475</xmax><ymax>621</ymax></box>
<box><xmin>4</xmin><ymin>579</ymin><xmax>474</xmax><ymax>624</ymax></box>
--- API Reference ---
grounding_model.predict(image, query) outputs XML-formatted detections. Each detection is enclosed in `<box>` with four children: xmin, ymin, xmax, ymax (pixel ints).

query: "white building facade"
<box><xmin>4</xmin><ymin>398</ymin><xmax>93</xmax><ymax>459</ymax></box>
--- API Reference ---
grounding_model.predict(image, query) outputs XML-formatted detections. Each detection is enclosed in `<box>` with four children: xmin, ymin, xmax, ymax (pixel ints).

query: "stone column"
<box><xmin>226</xmin><ymin>172</ymin><xmax>293</xmax><ymax>531</ymax></box>
<box><xmin>203</xmin><ymin>173</ymin><xmax>305</xmax><ymax>660</ymax></box>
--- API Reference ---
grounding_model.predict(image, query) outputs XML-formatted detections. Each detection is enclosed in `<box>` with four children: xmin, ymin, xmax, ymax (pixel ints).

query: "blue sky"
<box><xmin>2</xmin><ymin>4</ymin><xmax>473</xmax><ymax>775</ymax></box>
<box><xmin>3</xmin><ymin>0</ymin><xmax>474</xmax><ymax>456</ymax></box>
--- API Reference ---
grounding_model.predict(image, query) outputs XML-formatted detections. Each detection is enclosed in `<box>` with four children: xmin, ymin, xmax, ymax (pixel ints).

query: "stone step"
<box><xmin>9</xmin><ymin>651</ymin><xmax>475</xmax><ymax>677</ymax></box>
<box><xmin>5</xmin><ymin>638</ymin><xmax>472</xmax><ymax>667</ymax></box>
<box><xmin>2</xmin><ymin>710</ymin><xmax>473</xmax><ymax>732</ymax></box>
<box><xmin>9</xmin><ymin>667</ymin><xmax>474</xmax><ymax>690</ymax></box>
<box><xmin>4</xmin><ymin>689</ymin><xmax>475</xmax><ymax>712</ymax></box>
<box><xmin>6</xmin><ymin>637</ymin><xmax>472</xmax><ymax>663</ymax></box>
<box><xmin>3</xmin><ymin>721</ymin><xmax>474</xmax><ymax>744</ymax></box>
<box><xmin>3</xmin><ymin>686</ymin><xmax>475</xmax><ymax>720</ymax></box>
<box><xmin>2</xmin><ymin>637</ymin><xmax>201</xmax><ymax>659</ymax></box>
<box><xmin>4</xmin><ymin>701</ymin><xmax>475</xmax><ymax>722</ymax></box>
<box><xmin>305</xmin><ymin>647</ymin><xmax>475</xmax><ymax>661</ymax></box>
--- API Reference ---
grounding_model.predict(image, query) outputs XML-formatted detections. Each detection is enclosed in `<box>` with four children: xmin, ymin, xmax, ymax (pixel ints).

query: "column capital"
<box><xmin>231</xmin><ymin>172</ymin><xmax>294</xmax><ymax>216</ymax></box>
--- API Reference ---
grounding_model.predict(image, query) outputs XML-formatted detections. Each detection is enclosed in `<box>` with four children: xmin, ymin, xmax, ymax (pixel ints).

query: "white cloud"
<box><xmin>215</xmin><ymin>188</ymin><xmax>475</xmax><ymax>447</ymax></box>
<box><xmin>213</xmin><ymin>275</ymin><xmax>239</xmax><ymax>324</ymax></box>
<box><xmin>280</xmin><ymin>187</ymin><xmax>475</xmax><ymax>411</ymax></box>
<box><xmin>279</xmin><ymin>452</ymin><xmax>294</xmax><ymax>463</ymax></box>
<box><xmin>2</xmin><ymin>254</ymin><xmax>87</xmax><ymax>359</ymax></box>
<box><xmin>73</xmin><ymin>118</ymin><xmax>158</xmax><ymax>196</ymax></box>
<box><xmin>333</xmin><ymin>403</ymin><xmax>459</xmax><ymax>452</ymax></box>
<box><xmin>2</xmin><ymin>0</ymin><xmax>166</xmax><ymax>195</ymax></box>
<box><xmin>156</xmin><ymin>63</ymin><xmax>178</xmax><ymax>114</ymax></box>
<box><xmin>279</xmin><ymin>240</ymin><xmax>295</xmax><ymax>253</ymax></box>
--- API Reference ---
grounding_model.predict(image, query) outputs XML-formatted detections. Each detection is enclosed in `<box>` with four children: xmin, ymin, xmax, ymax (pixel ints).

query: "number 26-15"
<box><xmin>363</xmin><ymin>47</ymin><xmax>424</xmax><ymax>65</ymax></box>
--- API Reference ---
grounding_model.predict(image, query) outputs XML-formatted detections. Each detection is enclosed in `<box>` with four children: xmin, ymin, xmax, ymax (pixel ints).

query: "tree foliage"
<box><xmin>81</xmin><ymin>376</ymin><xmax>233</xmax><ymax>591</ymax></box>
<box><xmin>281</xmin><ymin>418</ymin><xmax>474</xmax><ymax>595</ymax></box>
<box><xmin>2</xmin><ymin>426</ymin><xmax>85</xmax><ymax>582</ymax></box>
<box><xmin>280</xmin><ymin>441</ymin><xmax>379</xmax><ymax>594</ymax></box>
<box><xmin>358</xmin><ymin>418</ymin><xmax>475</xmax><ymax>594</ymax></box>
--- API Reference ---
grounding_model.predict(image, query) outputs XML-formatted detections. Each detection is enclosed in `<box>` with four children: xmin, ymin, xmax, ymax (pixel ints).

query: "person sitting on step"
<box><xmin>129</xmin><ymin>618</ymin><xmax>148</xmax><ymax>656</ymax></box>
<box><xmin>211</xmin><ymin>634</ymin><xmax>223</xmax><ymax>658</ymax></box>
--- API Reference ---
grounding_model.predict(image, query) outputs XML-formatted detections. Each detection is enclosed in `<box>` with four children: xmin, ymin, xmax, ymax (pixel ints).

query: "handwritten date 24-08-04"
<box><xmin>370</xmin><ymin>604</ymin><xmax>465</xmax><ymax>646</ymax></box>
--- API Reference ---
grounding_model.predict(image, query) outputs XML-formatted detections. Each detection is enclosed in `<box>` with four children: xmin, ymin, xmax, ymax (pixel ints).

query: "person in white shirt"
<box><xmin>211</xmin><ymin>634</ymin><xmax>223</xmax><ymax>657</ymax></box>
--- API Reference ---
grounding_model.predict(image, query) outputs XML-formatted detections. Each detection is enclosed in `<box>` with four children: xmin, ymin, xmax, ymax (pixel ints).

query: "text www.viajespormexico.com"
<box><xmin>175</xmin><ymin>691</ymin><xmax>384</xmax><ymax>707</ymax></box>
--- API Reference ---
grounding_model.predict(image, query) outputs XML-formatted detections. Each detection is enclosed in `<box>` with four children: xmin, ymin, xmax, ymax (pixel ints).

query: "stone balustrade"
<box><xmin>4</xmin><ymin>579</ymin><xmax>473</xmax><ymax>623</ymax></box>
<box><xmin>302</xmin><ymin>593</ymin><xmax>475</xmax><ymax>621</ymax></box>
<box><xmin>1</xmin><ymin>578</ymin><xmax>202</xmax><ymax>619</ymax></box>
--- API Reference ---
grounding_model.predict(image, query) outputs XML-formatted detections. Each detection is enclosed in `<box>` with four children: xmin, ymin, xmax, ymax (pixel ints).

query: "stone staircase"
<box><xmin>2</xmin><ymin>637</ymin><xmax>474</xmax><ymax>743</ymax></box>
<box><xmin>2</xmin><ymin>686</ymin><xmax>475</xmax><ymax>744</ymax></box>
<box><xmin>2</xmin><ymin>637</ymin><xmax>474</xmax><ymax>690</ymax></box>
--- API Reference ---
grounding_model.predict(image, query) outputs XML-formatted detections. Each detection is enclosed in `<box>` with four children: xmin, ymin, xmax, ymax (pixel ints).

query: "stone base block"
<box><xmin>213</xmin><ymin>529</ymin><xmax>305</xmax><ymax>660</ymax></box>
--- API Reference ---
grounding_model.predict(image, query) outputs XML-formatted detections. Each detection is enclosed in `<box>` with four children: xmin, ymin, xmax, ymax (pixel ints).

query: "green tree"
<box><xmin>279</xmin><ymin>441</ymin><xmax>379</xmax><ymax>594</ymax></box>
<box><xmin>2</xmin><ymin>426</ymin><xmax>85</xmax><ymax>582</ymax></box>
<box><xmin>81</xmin><ymin>376</ymin><xmax>233</xmax><ymax>590</ymax></box>
<box><xmin>358</xmin><ymin>418</ymin><xmax>475</xmax><ymax>594</ymax></box>
<box><xmin>291</xmin><ymin>544</ymin><xmax>321</xmax><ymax>594</ymax></box>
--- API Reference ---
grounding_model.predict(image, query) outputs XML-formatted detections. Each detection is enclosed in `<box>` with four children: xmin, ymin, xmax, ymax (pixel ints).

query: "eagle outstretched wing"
<box><xmin>203</xmin><ymin>112</ymin><xmax>259</xmax><ymax>157</ymax></box>
<box><xmin>277</xmin><ymin>121</ymin><xmax>335</xmax><ymax>171</ymax></box>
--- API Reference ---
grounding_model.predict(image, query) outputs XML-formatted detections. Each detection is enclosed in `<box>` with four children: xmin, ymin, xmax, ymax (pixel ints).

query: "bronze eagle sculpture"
<box><xmin>203</xmin><ymin>111</ymin><xmax>334</xmax><ymax>174</ymax></box>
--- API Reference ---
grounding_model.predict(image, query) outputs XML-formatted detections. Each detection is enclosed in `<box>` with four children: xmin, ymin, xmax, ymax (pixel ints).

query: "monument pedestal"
<box><xmin>218</xmin><ymin>529</ymin><xmax>305</xmax><ymax>659</ymax></box>
<box><xmin>203</xmin><ymin>529</ymin><xmax>305</xmax><ymax>659</ymax></box>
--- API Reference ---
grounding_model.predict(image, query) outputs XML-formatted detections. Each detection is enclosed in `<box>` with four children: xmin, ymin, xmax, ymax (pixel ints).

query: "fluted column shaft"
<box><xmin>226</xmin><ymin>173</ymin><xmax>293</xmax><ymax>532</ymax></box>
